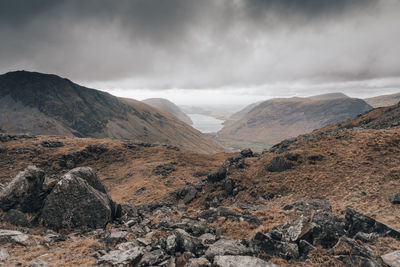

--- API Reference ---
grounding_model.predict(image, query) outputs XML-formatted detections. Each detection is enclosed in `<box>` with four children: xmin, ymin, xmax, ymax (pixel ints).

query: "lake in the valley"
<box><xmin>188</xmin><ymin>114</ymin><xmax>224</xmax><ymax>133</ymax></box>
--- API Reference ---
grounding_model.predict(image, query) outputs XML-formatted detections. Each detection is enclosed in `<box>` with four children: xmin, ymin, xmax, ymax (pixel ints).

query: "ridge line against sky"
<box><xmin>1</xmin><ymin>0</ymin><xmax>399</xmax><ymax>105</ymax></box>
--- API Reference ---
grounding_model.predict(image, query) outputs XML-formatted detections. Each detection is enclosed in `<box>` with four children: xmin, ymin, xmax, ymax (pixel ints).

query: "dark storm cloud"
<box><xmin>0</xmin><ymin>0</ymin><xmax>398</xmax><ymax>90</ymax></box>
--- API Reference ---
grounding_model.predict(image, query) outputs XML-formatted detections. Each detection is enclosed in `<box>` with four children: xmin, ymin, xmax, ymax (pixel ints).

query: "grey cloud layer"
<box><xmin>0</xmin><ymin>0</ymin><xmax>398</xmax><ymax>89</ymax></box>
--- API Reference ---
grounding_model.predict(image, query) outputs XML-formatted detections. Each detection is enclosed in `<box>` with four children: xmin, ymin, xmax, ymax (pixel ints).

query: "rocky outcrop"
<box><xmin>41</xmin><ymin>167</ymin><xmax>113</xmax><ymax>230</ymax></box>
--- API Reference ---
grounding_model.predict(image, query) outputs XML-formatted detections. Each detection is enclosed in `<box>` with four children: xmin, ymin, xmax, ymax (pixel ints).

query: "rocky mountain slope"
<box><xmin>218</xmin><ymin>94</ymin><xmax>372</xmax><ymax>151</ymax></box>
<box><xmin>142</xmin><ymin>98</ymin><xmax>193</xmax><ymax>125</ymax></box>
<box><xmin>0</xmin><ymin>71</ymin><xmax>224</xmax><ymax>154</ymax></box>
<box><xmin>365</xmin><ymin>92</ymin><xmax>400</xmax><ymax>108</ymax></box>
<box><xmin>0</xmin><ymin>101</ymin><xmax>399</xmax><ymax>266</ymax></box>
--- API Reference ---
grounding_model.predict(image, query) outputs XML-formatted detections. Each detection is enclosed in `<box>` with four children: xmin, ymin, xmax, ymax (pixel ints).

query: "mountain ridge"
<box><xmin>0</xmin><ymin>70</ymin><xmax>225</xmax><ymax>154</ymax></box>
<box><xmin>218</xmin><ymin>94</ymin><xmax>372</xmax><ymax>151</ymax></box>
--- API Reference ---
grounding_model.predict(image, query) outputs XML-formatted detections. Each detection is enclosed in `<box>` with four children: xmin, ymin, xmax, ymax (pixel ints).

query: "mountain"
<box><xmin>142</xmin><ymin>98</ymin><xmax>193</xmax><ymax>125</ymax></box>
<box><xmin>0</xmin><ymin>71</ymin><xmax>225</xmax><ymax>154</ymax></box>
<box><xmin>365</xmin><ymin>92</ymin><xmax>400</xmax><ymax>108</ymax></box>
<box><xmin>218</xmin><ymin>95</ymin><xmax>372</xmax><ymax>151</ymax></box>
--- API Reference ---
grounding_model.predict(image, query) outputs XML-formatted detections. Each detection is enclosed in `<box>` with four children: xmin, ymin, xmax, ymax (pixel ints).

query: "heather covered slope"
<box><xmin>218</xmin><ymin>96</ymin><xmax>372</xmax><ymax>151</ymax></box>
<box><xmin>0</xmin><ymin>71</ymin><xmax>225</xmax><ymax>154</ymax></box>
<box><xmin>142</xmin><ymin>98</ymin><xmax>193</xmax><ymax>125</ymax></box>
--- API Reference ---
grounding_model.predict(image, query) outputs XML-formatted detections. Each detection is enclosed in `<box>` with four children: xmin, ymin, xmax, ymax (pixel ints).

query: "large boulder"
<box><xmin>0</xmin><ymin>166</ymin><xmax>45</xmax><ymax>213</ymax></box>
<box><xmin>40</xmin><ymin>167</ymin><xmax>113</xmax><ymax>230</ymax></box>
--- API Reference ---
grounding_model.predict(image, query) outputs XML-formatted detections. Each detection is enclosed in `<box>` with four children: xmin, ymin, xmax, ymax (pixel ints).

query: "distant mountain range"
<box><xmin>0</xmin><ymin>71</ymin><xmax>225</xmax><ymax>154</ymax></box>
<box><xmin>217</xmin><ymin>93</ymin><xmax>372</xmax><ymax>151</ymax></box>
<box><xmin>142</xmin><ymin>98</ymin><xmax>193</xmax><ymax>125</ymax></box>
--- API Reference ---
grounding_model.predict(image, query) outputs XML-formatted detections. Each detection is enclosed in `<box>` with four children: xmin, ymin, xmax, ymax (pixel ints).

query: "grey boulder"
<box><xmin>205</xmin><ymin>239</ymin><xmax>252</xmax><ymax>261</ymax></box>
<box><xmin>213</xmin><ymin>256</ymin><xmax>277</xmax><ymax>267</ymax></box>
<box><xmin>381</xmin><ymin>251</ymin><xmax>400</xmax><ymax>267</ymax></box>
<box><xmin>41</xmin><ymin>167</ymin><xmax>113</xmax><ymax>229</ymax></box>
<box><xmin>0</xmin><ymin>166</ymin><xmax>45</xmax><ymax>212</ymax></box>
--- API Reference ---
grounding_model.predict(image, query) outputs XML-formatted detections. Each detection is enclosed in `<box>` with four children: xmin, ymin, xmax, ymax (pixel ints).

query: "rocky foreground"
<box><xmin>1</xmin><ymin>163</ymin><xmax>400</xmax><ymax>267</ymax></box>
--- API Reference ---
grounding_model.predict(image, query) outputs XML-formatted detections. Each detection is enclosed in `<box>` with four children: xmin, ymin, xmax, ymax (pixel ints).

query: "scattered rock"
<box><xmin>251</xmin><ymin>232</ymin><xmax>299</xmax><ymax>260</ymax></box>
<box><xmin>41</xmin><ymin>168</ymin><xmax>113</xmax><ymax>229</ymax></box>
<box><xmin>223</xmin><ymin>178</ymin><xmax>234</xmax><ymax>195</ymax></box>
<box><xmin>139</xmin><ymin>249</ymin><xmax>168</xmax><ymax>266</ymax></box>
<box><xmin>0</xmin><ymin>143</ymin><xmax>6</xmax><ymax>153</ymax></box>
<box><xmin>0</xmin><ymin>166</ymin><xmax>46</xmax><ymax>213</ymax></box>
<box><xmin>240</xmin><ymin>148</ymin><xmax>254</xmax><ymax>158</ymax></box>
<box><xmin>0</xmin><ymin>229</ymin><xmax>29</xmax><ymax>245</ymax></box>
<box><xmin>183</xmin><ymin>185</ymin><xmax>198</xmax><ymax>205</ymax></box>
<box><xmin>85</xmin><ymin>143</ymin><xmax>108</xmax><ymax>154</ymax></box>
<box><xmin>213</xmin><ymin>255</ymin><xmax>277</xmax><ymax>267</ymax></box>
<box><xmin>28</xmin><ymin>259</ymin><xmax>49</xmax><ymax>267</ymax></box>
<box><xmin>103</xmin><ymin>230</ymin><xmax>128</xmax><ymax>245</ymax></box>
<box><xmin>282</xmin><ymin>200</ymin><xmax>332</xmax><ymax>214</ymax></box>
<box><xmin>285</xmin><ymin>153</ymin><xmax>299</xmax><ymax>161</ymax></box>
<box><xmin>175</xmin><ymin>229</ymin><xmax>204</xmax><ymax>256</ymax></box>
<box><xmin>199</xmin><ymin>233</ymin><xmax>216</xmax><ymax>245</ymax></box>
<box><xmin>199</xmin><ymin>207</ymin><xmax>260</xmax><ymax>225</ymax></box>
<box><xmin>389</xmin><ymin>193</ymin><xmax>400</xmax><ymax>204</ymax></box>
<box><xmin>3</xmin><ymin>209</ymin><xmax>30</xmax><ymax>227</ymax></box>
<box><xmin>40</xmin><ymin>140</ymin><xmax>63</xmax><ymax>148</ymax></box>
<box><xmin>205</xmin><ymin>239</ymin><xmax>252</xmax><ymax>261</ymax></box>
<box><xmin>153</xmin><ymin>164</ymin><xmax>177</xmax><ymax>178</ymax></box>
<box><xmin>0</xmin><ymin>248</ymin><xmax>9</xmax><ymax>260</ymax></box>
<box><xmin>354</xmin><ymin>232</ymin><xmax>378</xmax><ymax>243</ymax></box>
<box><xmin>135</xmin><ymin>186</ymin><xmax>147</xmax><ymax>195</ymax></box>
<box><xmin>207</xmin><ymin>166</ymin><xmax>227</xmax><ymax>182</ymax></box>
<box><xmin>332</xmin><ymin>236</ymin><xmax>375</xmax><ymax>260</ymax></box>
<box><xmin>266</xmin><ymin>156</ymin><xmax>292</xmax><ymax>172</ymax></box>
<box><xmin>345</xmin><ymin>207</ymin><xmax>400</xmax><ymax>239</ymax></box>
<box><xmin>186</xmin><ymin>257</ymin><xmax>211</xmax><ymax>267</ymax></box>
<box><xmin>60</xmin><ymin>150</ymin><xmax>89</xmax><ymax>169</ymax></box>
<box><xmin>97</xmin><ymin>246</ymin><xmax>145</xmax><ymax>266</ymax></box>
<box><xmin>334</xmin><ymin>255</ymin><xmax>381</xmax><ymax>267</ymax></box>
<box><xmin>381</xmin><ymin>251</ymin><xmax>400</xmax><ymax>267</ymax></box>
<box><xmin>308</xmin><ymin>154</ymin><xmax>324</xmax><ymax>161</ymax></box>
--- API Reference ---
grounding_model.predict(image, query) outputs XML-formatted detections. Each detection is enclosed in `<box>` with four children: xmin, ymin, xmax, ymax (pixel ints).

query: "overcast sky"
<box><xmin>1</xmin><ymin>0</ymin><xmax>400</xmax><ymax>106</ymax></box>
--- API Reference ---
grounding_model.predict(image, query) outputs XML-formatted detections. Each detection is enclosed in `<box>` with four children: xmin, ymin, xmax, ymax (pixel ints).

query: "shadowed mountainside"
<box><xmin>142</xmin><ymin>98</ymin><xmax>193</xmax><ymax>125</ymax></box>
<box><xmin>218</xmin><ymin>94</ymin><xmax>372</xmax><ymax>151</ymax></box>
<box><xmin>0</xmin><ymin>71</ymin><xmax>225</xmax><ymax>154</ymax></box>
